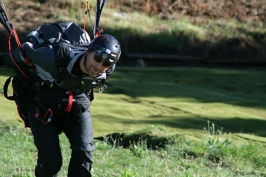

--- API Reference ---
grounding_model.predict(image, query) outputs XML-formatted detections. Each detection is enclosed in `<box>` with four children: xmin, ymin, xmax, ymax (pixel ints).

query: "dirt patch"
<box><xmin>110</xmin><ymin>0</ymin><xmax>266</xmax><ymax>25</ymax></box>
<box><xmin>110</xmin><ymin>0</ymin><xmax>266</xmax><ymax>64</ymax></box>
<box><xmin>4</xmin><ymin>0</ymin><xmax>266</xmax><ymax>29</ymax></box>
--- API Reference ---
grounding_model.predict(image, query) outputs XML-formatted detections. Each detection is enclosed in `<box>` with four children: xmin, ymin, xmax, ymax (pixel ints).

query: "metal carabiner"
<box><xmin>42</xmin><ymin>108</ymin><xmax>53</xmax><ymax>124</ymax></box>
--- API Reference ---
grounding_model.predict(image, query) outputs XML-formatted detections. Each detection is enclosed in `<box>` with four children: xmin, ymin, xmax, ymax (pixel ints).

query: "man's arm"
<box><xmin>0</xmin><ymin>47</ymin><xmax>24</xmax><ymax>69</ymax></box>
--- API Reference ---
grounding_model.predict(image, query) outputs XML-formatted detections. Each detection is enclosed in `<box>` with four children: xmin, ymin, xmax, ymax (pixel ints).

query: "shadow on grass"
<box><xmin>104</xmin><ymin>67</ymin><xmax>266</xmax><ymax>109</ymax></box>
<box><xmin>95</xmin><ymin>115</ymin><xmax>266</xmax><ymax>147</ymax></box>
<box><xmin>117</xmin><ymin>116</ymin><xmax>266</xmax><ymax>138</ymax></box>
<box><xmin>1</xmin><ymin>65</ymin><xmax>266</xmax><ymax>108</ymax></box>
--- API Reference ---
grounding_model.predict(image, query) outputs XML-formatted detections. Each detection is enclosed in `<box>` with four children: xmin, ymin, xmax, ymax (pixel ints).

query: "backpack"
<box><xmin>3</xmin><ymin>22</ymin><xmax>92</xmax><ymax>127</ymax></box>
<box><xmin>24</xmin><ymin>22</ymin><xmax>91</xmax><ymax>47</ymax></box>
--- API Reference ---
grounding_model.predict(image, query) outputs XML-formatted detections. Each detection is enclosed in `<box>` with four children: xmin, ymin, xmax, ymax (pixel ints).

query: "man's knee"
<box><xmin>35</xmin><ymin>161</ymin><xmax>62</xmax><ymax>177</ymax></box>
<box><xmin>68</xmin><ymin>149</ymin><xmax>93</xmax><ymax>176</ymax></box>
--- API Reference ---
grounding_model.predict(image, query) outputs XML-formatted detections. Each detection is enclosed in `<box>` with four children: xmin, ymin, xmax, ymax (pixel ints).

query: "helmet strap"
<box><xmin>83</xmin><ymin>52</ymin><xmax>89</xmax><ymax>72</ymax></box>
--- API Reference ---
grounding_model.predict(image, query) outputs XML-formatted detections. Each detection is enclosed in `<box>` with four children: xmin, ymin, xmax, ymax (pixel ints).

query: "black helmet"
<box><xmin>89</xmin><ymin>34</ymin><xmax>121</xmax><ymax>66</ymax></box>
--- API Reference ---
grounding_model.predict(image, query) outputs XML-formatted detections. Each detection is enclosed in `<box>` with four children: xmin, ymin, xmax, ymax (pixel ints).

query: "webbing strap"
<box><xmin>93</xmin><ymin>0</ymin><xmax>106</xmax><ymax>38</ymax></box>
<box><xmin>3</xmin><ymin>75</ymin><xmax>16</xmax><ymax>100</ymax></box>
<box><xmin>1</xmin><ymin>4</ymin><xmax>33</xmax><ymax>79</ymax></box>
<box><xmin>83</xmin><ymin>0</ymin><xmax>90</xmax><ymax>30</ymax></box>
<box><xmin>65</xmin><ymin>90</ymin><xmax>73</xmax><ymax>112</ymax></box>
<box><xmin>8</xmin><ymin>30</ymin><xmax>31</xmax><ymax>79</ymax></box>
<box><xmin>0</xmin><ymin>4</ymin><xmax>12</xmax><ymax>33</ymax></box>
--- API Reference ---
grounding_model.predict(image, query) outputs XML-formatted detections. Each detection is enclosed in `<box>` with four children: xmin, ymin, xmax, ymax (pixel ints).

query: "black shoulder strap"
<box><xmin>3</xmin><ymin>75</ymin><xmax>16</xmax><ymax>100</ymax></box>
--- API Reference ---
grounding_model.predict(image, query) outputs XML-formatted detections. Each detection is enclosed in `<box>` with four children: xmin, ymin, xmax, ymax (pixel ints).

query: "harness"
<box><xmin>0</xmin><ymin>0</ymin><xmax>108</xmax><ymax>126</ymax></box>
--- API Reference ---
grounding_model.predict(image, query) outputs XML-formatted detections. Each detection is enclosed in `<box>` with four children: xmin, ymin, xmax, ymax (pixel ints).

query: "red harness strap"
<box><xmin>8</xmin><ymin>28</ymin><xmax>35</xmax><ymax>79</ymax></box>
<box><xmin>65</xmin><ymin>90</ymin><xmax>73</xmax><ymax>112</ymax></box>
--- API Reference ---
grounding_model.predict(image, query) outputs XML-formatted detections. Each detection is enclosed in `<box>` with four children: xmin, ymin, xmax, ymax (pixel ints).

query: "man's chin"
<box><xmin>88</xmin><ymin>71</ymin><xmax>98</xmax><ymax>77</ymax></box>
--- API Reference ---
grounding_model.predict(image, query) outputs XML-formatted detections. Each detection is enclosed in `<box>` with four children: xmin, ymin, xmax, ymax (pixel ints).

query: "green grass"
<box><xmin>1</xmin><ymin>66</ymin><xmax>266</xmax><ymax>176</ymax></box>
<box><xmin>1</xmin><ymin>125</ymin><xmax>266</xmax><ymax>176</ymax></box>
<box><xmin>1</xmin><ymin>1</ymin><xmax>266</xmax><ymax>175</ymax></box>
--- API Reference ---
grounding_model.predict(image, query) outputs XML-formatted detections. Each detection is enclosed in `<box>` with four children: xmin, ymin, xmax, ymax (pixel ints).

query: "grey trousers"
<box><xmin>28</xmin><ymin>106</ymin><xmax>94</xmax><ymax>177</ymax></box>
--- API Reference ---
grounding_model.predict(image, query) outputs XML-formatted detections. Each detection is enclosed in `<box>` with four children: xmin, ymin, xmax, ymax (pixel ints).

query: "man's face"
<box><xmin>84</xmin><ymin>51</ymin><xmax>111</xmax><ymax>77</ymax></box>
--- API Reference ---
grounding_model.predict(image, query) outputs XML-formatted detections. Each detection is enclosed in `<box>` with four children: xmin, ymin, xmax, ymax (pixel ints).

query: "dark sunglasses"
<box><xmin>93</xmin><ymin>53</ymin><xmax>111</xmax><ymax>67</ymax></box>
